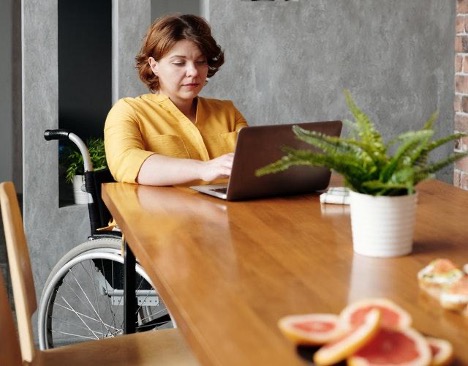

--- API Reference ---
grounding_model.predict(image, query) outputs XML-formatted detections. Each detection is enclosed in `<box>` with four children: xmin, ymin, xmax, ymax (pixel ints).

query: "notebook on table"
<box><xmin>190</xmin><ymin>121</ymin><xmax>343</xmax><ymax>201</ymax></box>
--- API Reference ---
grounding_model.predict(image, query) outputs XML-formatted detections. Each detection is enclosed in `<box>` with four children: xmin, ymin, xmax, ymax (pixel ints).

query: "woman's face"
<box><xmin>149</xmin><ymin>40</ymin><xmax>209</xmax><ymax>106</ymax></box>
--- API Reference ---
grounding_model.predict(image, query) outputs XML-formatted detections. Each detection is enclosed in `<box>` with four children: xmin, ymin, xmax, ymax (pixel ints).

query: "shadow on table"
<box><xmin>296</xmin><ymin>345</ymin><xmax>346</xmax><ymax>365</ymax></box>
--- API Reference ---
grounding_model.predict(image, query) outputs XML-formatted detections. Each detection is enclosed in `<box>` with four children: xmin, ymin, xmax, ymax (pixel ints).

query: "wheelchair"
<box><xmin>38</xmin><ymin>129</ymin><xmax>173</xmax><ymax>349</ymax></box>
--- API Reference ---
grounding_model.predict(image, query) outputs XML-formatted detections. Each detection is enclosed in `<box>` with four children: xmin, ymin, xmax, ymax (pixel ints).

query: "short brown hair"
<box><xmin>136</xmin><ymin>14</ymin><xmax>225</xmax><ymax>91</ymax></box>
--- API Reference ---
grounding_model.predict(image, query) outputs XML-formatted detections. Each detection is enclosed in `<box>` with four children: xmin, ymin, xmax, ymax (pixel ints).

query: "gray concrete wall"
<box><xmin>23</xmin><ymin>0</ymin><xmax>82</xmax><ymax>311</ymax></box>
<box><xmin>0</xmin><ymin>0</ymin><xmax>13</xmax><ymax>298</ymax></box>
<box><xmin>112</xmin><ymin>0</ymin><xmax>151</xmax><ymax>102</ymax></box>
<box><xmin>151</xmin><ymin>0</ymin><xmax>201</xmax><ymax>19</ymax></box>
<box><xmin>0</xmin><ymin>0</ymin><xmax>21</xmax><ymax>308</ymax></box>
<box><xmin>0</xmin><ymin>0</ymin><xmax>21</xmax><ymax>187</ymax></box>
<box><xmin>203</xmin><ymin>0</ymin><xmax>455</xmax><ymax>182</ymax></box>
<box><xmin>0</xmin><ymin>0</ymin><xmax>13</xmax><ymax>184</ymax></box>
<box><xmin>22</xmin><ymin>0</ymin><xmax>151</xmax><ymax>316</ymax></box>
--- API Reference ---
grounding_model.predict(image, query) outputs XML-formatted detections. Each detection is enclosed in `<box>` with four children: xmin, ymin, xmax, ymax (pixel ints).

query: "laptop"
<box><xmin>190</xmin><ymin>121</ymin><xmax>342</xmax><ymax>201</ymax></box>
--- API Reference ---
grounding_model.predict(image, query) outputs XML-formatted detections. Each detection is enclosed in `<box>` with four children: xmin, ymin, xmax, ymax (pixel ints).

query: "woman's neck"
<box><xmin>176</xmin><ymin>98</ymin><xmax>198</xmax><ymax>123</ymax></box>
<box><xmin>153</xmin><ymin>92</ymin><xmax>198</xmax><ymax>123</ymax></box>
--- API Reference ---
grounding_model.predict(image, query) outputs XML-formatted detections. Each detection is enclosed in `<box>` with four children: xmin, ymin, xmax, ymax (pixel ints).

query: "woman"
<box><xmin>104</xmin><ymin>14</ymin><xmax>248</xmax><ymax>186</ymax></box>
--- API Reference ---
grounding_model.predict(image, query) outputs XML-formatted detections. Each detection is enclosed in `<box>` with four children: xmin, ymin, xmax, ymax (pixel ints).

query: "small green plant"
<box><xmin>256</xmin><ymin>90</ymin><xmax>468</xmax><ymax>196</ymax></box>
<box><xmin>61</xmin><ymin>137</ymin><xmax>107</xmax><ymax>184</ymax></box>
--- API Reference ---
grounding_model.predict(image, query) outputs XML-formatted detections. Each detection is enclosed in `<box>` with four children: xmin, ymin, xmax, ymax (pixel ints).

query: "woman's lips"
<box><xmin>182</xmin><ymin>83</ymin><xmax>200</xmax><ymax>90</ymax></box>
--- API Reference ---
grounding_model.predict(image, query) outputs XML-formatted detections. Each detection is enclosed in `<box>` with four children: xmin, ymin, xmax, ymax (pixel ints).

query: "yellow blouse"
<box><xmin>104</xmin><ymin>94</ymin><xmax>248</xmax><ymax>183</ymax></box>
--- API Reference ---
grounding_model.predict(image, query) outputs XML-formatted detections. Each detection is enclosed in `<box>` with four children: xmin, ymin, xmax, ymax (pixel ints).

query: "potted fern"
<box><xmin>256</xmin><ymin>90</ymin><xmax>468</xmax><ymax>257</ymax></box>
<box><xmin>60</xmin><ymin>137</ymin><xmax>107</xmax><ymax>204</ymax></box>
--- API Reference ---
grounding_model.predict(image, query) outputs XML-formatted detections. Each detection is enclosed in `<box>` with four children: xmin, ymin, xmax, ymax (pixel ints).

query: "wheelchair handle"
<box><xmin>44</xmin><ymin>129</ymin><xmax>72</xmax><ymax>141</ymax></box>
<box><xmin>44</xmin><ymin>129</ymin><xmax>94</xmax><ymax>172</ymax></box>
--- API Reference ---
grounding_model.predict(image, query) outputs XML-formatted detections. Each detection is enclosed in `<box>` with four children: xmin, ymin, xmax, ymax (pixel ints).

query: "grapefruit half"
<box><xmin>277</xmin><ymin>313</ymin><xmax>343</xmax><ymax>345</ymax></box>
<box><xmin>313</xmin><ymin>309</ymin><xmax>381</xmax><ymax>365</ymax></box>
<box><xmin>347</xmin><ymin>326</ymin><xmax>432</xmax><ymax>366</ymax></box>
<box><xmin>340</xmin><ymin>298</ymin><xmax>412</xmax><ymax>329</ymax></box>
<box><xmin>426</xmin><ymin>337</ymin><xmax>454</xmax><ymax>366</ymax></box>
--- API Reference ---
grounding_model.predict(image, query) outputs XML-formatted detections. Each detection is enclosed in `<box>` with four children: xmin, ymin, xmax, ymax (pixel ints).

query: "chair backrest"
<box><xmin>0</xmin><ymin>181</ymin><xmax>37</xmax><ymax>362</ymax></box>
<box><xmin>0</xmin><ymin>270</ymin><xmax>23</xmax><ymax>366</ymax></box>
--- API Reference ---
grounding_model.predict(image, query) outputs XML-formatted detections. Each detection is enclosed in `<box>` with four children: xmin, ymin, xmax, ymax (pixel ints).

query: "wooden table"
<box><xmin>102</xmin><ymin>179</ymin><xmax>468</xmax><ymax>366</ymax></box>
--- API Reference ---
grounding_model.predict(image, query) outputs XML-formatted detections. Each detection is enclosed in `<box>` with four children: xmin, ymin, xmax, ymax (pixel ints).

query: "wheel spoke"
<box><xmin>62</xmin><ymin>264</ymin><xmax>113</xmax><ymax>333</ymax></box>
<box><xmin>39</xmin><ymin>240</ymin><xmax>173</xmax><ymax>349</ymax></box>
<box><xmin>50</xmin><ymin>302</ymin><xmax>121</xmax><ymax>333</ymax></box>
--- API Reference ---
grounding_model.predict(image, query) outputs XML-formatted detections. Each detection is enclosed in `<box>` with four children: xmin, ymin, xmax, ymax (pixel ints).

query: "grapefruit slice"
<box><xmin>440</xmin><ymin>276</ymin><xmax>468</xmax><ymax>311</ymax></box>
<box><xmin>426</xmin><ymin>337</ymin><xmax>454</xmax><ymax>366</ymax></box>
<box><xmin>340</xmin><ymin>298</ymin><xmax>412</xmax><ymax>329</ymax></box>
<box><xmin>347</xmin><ymin>326</ymin><xmax>432</xmax><ymax>366</ymax></box>
<box><xmin>418</xmin><ymin>259</ymin><xmax>464</xmax><ymax>301</ymax></box>
<box><xmin>313</xmin><ymin>309</ymin><xmax>381</xmax><ymax>365</ymax></box>
<box><xmin>277</xmin><ymin>313</ymin><xmax>343</xmax><ymax>345</ymax></box>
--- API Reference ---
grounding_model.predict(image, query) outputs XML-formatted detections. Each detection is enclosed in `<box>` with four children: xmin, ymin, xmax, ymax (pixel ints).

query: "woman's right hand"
<box><xmin>137</xmin><ymin>152</ymin><xmax>236</xmax><ymax>186</ymax></box>
<box><xmin>199</xmin><ymin>153</ymin><xmax>234</xmax><ymax>182</ymax></box>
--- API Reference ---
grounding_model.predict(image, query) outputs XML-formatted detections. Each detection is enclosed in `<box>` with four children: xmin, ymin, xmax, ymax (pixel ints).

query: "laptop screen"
<box><xmin>191</xmin><ymin>121</ymin><xmax>342</xmax><ymax>201</ymax></box>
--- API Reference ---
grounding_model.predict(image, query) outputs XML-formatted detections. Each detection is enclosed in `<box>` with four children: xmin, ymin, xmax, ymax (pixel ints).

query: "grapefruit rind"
<box><xmin>313</xmin><ymin>309</ymin><xmax>381</xmax><ymax>366</ymax></box>
<box><xmin>277</xmin><ymin>313</ymin><xmax>343</xmax><ymax>345</ymax></box>
<box><xmin>347</xmin><ymin>326</ymin><xmax>432</xmax><ymax>366</ymax></box>
<box><xmin>340</xmin><ymin>297</ymin><xmax>412</xmax><ymax>329</ymax></box>
<box><xmin>426</xmin><ymin>337</ymin><xmax>454</xmax><ymax>366</ymax></box>
<box><xmin>417</xmin><ymin>258</ymin><xmax>463</xmax><ymax>288</ymax></box>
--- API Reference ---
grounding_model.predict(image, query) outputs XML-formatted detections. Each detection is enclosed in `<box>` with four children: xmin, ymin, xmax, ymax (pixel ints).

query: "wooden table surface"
<box><xmin>102</xmin><ymin>179</ymin><xmax>468</xmax><ymax>366</ymax></box>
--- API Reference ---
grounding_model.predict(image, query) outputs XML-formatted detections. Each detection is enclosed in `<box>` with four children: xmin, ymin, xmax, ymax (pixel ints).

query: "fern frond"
<box><xmin>380</xmin><ymin>130</ymin><xmax>433</xmax><ymax>182</ymax></box>
<box><xmin>414</xmin><ymin>151</ymin><xmax>468</xmax><ymax>185</ymax></box>
<box><xmin>361</xmin><ymin>179</ymin><xmax>412</xmax><ymax>196</ymax></box>
<box><xmin>344</xmin><ymin>89</ymin><xmax>386</xmax><ymax>160</ymax></box>
<box><xmin>293</xmin><ymin>125</ymin><xmax>386</xmax><ymax>168</ymax></box>
<box><xmin>422</xmin><ymin>111</ymin><xmax>439</xmax><ymax>130</ymax></box>
<box><xmin>256</xmin><ymin>90</ymin><xmax>468</xmax><ymax>196</ymax></box>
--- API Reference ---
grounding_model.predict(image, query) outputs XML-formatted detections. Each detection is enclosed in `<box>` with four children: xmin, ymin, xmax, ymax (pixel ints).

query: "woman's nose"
<box><xmin>186</xmin><ymin>62</ymin><xmax>199</xmax><ymax>77</ymax></box>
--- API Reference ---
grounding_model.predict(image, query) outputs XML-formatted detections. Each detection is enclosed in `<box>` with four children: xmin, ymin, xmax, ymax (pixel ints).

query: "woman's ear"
<box><xmin>148</xmin><ymin>57</ymin><xmax>158</xmax><ymax>75</ymax></box>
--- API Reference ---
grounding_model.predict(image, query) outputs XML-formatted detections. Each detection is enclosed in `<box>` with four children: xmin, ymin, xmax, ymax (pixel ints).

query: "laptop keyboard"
<box><xmin>211</xmin><ymin>187</ymin><xmax>228</xmax><ymax>194</ymax></box>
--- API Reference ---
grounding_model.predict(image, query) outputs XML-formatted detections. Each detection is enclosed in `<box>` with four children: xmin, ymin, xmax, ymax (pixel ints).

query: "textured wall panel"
<box><xmin>204</xmin><ymin>0</ymin><xmax>455</xmax><ymax>181</ymax></box>
<box><xmin>112</xmin><ymin>0</ymin><xmax>151</xmax><ymax>100</ymax></box>
<box><xmin>22</xmin><ymin>0</ymin><xmax>151</xmax><ymax>320</ymax></box>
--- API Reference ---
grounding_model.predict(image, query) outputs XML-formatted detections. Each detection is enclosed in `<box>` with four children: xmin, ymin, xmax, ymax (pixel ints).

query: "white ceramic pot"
<box><xmin>72</xmin><ymin>174</ymin><xmax>88</xmax><ymax>205</ymax></box>
<box><xmin>349</xmin><ymin>191</ymin><xmax>418</xmax><ymax>257</ymax></box>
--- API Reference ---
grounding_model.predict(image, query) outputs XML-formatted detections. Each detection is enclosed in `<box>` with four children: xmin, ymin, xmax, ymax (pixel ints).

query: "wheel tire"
<box><xmin>37</xmin><ymin>238</ymin><xmax>173</xmax><ymax>349</ymax></box>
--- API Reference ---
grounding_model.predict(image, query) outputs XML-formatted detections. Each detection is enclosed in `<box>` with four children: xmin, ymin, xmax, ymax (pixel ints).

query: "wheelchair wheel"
<box><xmin>37</xmin><ymin>238</ymin><xmax>173</xmax><ymax>349</ymax></box>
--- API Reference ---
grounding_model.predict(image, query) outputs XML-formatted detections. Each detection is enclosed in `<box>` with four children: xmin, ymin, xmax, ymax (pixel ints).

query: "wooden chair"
<box><xmin>0</xmin><ymin>270</ymin><xmax>23</xmax><ymax>366</ymax></box>
<box><xmin>0</xmin><ymin>181</ymin><xmax>199</xmax><ymax>366</ymax></box>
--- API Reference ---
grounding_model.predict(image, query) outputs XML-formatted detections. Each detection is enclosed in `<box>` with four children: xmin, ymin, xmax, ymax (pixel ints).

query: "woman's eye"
<box><xmin>171</xmin><ymin>59</ymin><xmax>206</xmax><ymax>67</ymax></box>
